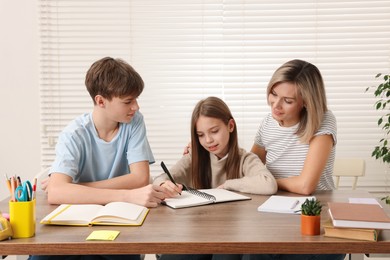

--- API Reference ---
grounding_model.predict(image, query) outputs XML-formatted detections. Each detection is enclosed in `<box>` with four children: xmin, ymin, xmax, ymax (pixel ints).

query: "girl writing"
<box><xmin>155</xmin><ymin>96</ymin><xmax>277</xmax><ymax>260</ymax></box>
<box><xmin>154</xmin><ymin>96</ymin><xmax>277</xmax><ymax>199</ymax></box>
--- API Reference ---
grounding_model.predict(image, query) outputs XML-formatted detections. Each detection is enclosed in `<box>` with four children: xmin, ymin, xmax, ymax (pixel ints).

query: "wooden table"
<box><xmin>0</xmin><ymin>190</ymin><xmax>389</xmax><ymax>255</ymax></box>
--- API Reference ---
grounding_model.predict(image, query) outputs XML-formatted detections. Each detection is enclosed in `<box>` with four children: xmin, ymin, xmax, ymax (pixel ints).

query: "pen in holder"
<box><xmin>9</xmin><ymin>199</ymin><xmax>36</xmax><ymax>238</ymax></box>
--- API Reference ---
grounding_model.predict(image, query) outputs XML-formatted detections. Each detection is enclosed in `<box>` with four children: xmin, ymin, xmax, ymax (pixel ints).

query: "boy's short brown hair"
<box><xmin>85</xmin><ymin>57</ymin><xmax>144</xmax><ymax>104</ymax></box>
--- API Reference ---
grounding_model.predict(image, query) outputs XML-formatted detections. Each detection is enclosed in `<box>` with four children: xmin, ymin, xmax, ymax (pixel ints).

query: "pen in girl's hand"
<box><xmin>160</xmin><ymin>161</ymin><xmax>181</xmax><ymax>195</ymax></box>
<box><xmin>160</xmin><ymin>161</ymin><xmax>177</xmax><ymax>185</ymax></box>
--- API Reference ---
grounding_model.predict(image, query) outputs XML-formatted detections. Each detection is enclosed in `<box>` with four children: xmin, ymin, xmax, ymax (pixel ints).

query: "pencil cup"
<box><xmin>9</xmin><ymin>199</ymin><xmax>36</xmax><ymax>238</ymax></box>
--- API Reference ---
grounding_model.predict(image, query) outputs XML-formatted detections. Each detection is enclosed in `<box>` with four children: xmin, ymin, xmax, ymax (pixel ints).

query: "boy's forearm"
<box><xmin>81</xmin><ymin>173</ymin><xmax>150</xmax><ymax>190</ymax></box>
<box><xmin>46</xmin><ymin>173</ymin><xmax>150</xmax><ymax>205</ymax></box>
<box><xmin>47</xmin><ymin>183</ymin><xmax>126</xmax><ymax>205</ymax></box>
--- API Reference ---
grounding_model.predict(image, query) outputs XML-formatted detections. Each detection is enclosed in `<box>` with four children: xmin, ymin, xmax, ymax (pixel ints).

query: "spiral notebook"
<box><xmin>162</xmin><ymin>188</ymin><xmax>251</xmax><ymax>209</ymax></box>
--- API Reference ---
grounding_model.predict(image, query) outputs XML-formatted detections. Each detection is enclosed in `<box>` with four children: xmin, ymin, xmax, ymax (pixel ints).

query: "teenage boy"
<box><xmin>43</xmin><ymin>57</ymin><xmax>167</xmax><ymax>208</ymax></box>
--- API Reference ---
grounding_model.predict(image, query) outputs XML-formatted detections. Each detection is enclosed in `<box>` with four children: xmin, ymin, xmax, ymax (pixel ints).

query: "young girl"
<box><xmin>154</xmin><ymin>96</ymin><xmax>277</xmax><ymax>198</ymax></box>
<box><xmin>155</xmin><ymin>96</ymin><xmax>277</xmax><ymax>260</ymax></box>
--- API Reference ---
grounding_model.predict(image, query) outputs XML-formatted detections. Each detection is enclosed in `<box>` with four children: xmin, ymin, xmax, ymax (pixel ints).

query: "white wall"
<box><xmin>0</xmin><ymin>0</ymin><xmax>41</xmax><ymax>200</ymax></box>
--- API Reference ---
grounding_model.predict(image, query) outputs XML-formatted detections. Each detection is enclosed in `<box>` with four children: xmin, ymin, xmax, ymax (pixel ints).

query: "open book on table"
<box><xmin>40</xmin><ymin>201</ymin><xmax>149</xmax><ymax>226</ymax></box>
<box><xmin>163</xmin><ymin>188</ymin><xmax>251</xmax><ymax>209</ymax></box>
<box><xmin>257</xmin><ymin>195</ymin><xmax>315</xmax><ymax>214</ymax></box>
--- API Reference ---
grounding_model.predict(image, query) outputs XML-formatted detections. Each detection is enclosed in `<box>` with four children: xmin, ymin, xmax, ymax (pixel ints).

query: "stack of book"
<box><xmin>325</xmin><ymin>202</ymin><xmax>390</xmax><ymax>242</ymax></box>
<box><xmin>323</xmin><ymin>219</ymin><xmax>380</xmax><ymax>241</ymax></box>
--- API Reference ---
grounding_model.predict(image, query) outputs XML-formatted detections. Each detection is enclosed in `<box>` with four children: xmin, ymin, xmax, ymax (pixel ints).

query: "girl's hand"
<box><xmin>160</xmin><ymin>180</ymin><xmax>184</xmax><ymax>197</ymax></box>
<box><xmin>216</xmin><ymin>183</ymin><xmax>225</xmax><ymax>189</ymax></box>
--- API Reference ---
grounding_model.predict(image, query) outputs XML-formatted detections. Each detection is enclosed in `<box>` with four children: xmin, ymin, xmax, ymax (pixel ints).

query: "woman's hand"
<box><xmin>183</xmin><ymin>141</ymin><xmax>191</xmax><ymax>155</ymax></box>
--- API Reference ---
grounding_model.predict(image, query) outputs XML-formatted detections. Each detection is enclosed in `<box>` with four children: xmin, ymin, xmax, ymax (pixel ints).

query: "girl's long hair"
<box><xmin>190</xmin><ymin>97</ymin><xmax>240</xmax><ymax>188</ymax></box>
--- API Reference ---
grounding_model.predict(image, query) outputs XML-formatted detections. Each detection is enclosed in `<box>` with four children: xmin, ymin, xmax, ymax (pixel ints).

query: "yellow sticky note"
<box><xmin>86</xmin><ymin>230</ymin><xmax>120</xmax><ymax>241</ymax></box>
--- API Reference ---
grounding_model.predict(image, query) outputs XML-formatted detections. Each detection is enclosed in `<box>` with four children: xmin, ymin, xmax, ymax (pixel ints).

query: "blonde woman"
<box><xmin>248</xmin><ymin>59</ymin><xmax>343</xmax><ymax>260</ymax></box>
<box><xmin>251</xmin><ymin>59</ymin><xmax>337</xmax><ymax>196</ymax></box>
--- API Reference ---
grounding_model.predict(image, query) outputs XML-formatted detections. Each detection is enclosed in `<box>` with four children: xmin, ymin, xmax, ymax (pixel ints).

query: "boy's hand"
<box><xmin>128</xmin><ymin>184</ymin><xmax>168</xmax><ymax>208</ymax></box>
<box><xmin>160</xmin><ymin>181</ymin><xmax>183</xmax><ymax>198</ymax></box>
<box><xmin>40</xmin><ymin>177</ymin><xmax>50</xmax><ymax>193</ymax></box>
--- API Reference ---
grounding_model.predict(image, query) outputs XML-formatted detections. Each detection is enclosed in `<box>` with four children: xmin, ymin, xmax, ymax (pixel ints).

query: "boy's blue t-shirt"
<box><xmin>50</xmin><ymin>111</ymin><xmax>155</xmax><ymax>183</ymax></box>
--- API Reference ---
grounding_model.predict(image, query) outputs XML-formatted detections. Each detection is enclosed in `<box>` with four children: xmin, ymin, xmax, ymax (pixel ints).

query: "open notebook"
<box><xmin>163</xmin><ymin>188</ymin><xmax>251</xmax><ymax>209</ymax></box>
<box><xmin>40</xmin><ymin>202</ymin><xmax>149</xmax><ymax>226</ymax></box>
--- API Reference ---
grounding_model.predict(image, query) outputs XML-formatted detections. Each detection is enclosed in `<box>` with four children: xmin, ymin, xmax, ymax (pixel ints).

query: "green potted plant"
<box><xmin>366</xmin><ymin>73</ymin><xmax>390</xmax><ymax>205</ymax></box>
<box><xmin>301</xmin><ymin>198</ymin><xmax>322</xmax><ymax>235</ymax></box>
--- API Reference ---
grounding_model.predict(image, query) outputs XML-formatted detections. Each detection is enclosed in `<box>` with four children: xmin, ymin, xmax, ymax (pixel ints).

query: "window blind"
<box><xmin>39</xmin><ymin>0</ymin><xmax>390</xmax><ymax>193</ymax></box>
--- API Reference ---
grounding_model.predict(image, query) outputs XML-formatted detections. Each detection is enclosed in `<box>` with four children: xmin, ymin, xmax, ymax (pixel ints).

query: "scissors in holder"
<box><xmin>14</xmin><ymin>181</ymin><xmax>33</xmax><ymax>202</ymax></box>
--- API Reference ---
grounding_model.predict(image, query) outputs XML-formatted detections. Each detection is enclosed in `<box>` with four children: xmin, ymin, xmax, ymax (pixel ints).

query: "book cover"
<box><xmin>328</xmin><ymin>202</ymin><xmax>390</xmax><ymax>229</ymax></box>
<box><xmin>162</xmin><ymin>188</ymin><xmax>251</xmax><ymax>209</ymax></box>
<box><xmin>323</xmin><ymin>219</ymin><xmax>380</xmax><ymax>242</ymax></box>
<box><xmin>257</xmin><ymin>195</ymin><xmax>315</xmax><ymax>214</ymax></box>
<box><xmin>40</xmin><ymin>201</ymin><xmax>149</xmax><ymax>226</ymax></box>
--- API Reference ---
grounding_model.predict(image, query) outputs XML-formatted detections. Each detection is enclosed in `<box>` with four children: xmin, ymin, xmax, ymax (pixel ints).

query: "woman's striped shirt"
<box><xmin>253</xmin><ymin>110</ymin><xmax>337</xmax><ymax>190</ymax></box>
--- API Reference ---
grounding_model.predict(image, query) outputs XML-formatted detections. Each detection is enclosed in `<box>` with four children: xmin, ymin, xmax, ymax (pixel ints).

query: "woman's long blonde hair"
<box><xmin>190</xmin><ymin>97</ymin><xmax>240</xmax><ymax>189</ymax></box>
<box><xmin>267</xmin><ymin>59</ymin><xmax>328</xmax><ymax>143</ymax></box>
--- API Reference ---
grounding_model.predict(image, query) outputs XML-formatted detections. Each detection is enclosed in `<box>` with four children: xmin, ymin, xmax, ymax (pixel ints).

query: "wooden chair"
<box><xmin>333</xmin><ymin>158</ymin><xmax>366</xmax><ymax>260</ymax></box>
<box><xmin>333</xmin><ymin>158</ymin><xmax>365</xmax><ymax>190</ymax></box>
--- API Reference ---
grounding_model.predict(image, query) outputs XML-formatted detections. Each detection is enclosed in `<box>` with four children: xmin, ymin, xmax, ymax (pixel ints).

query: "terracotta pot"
<box><xmin>301</xmin><ymin>214</ymin><xmax>321</xmax><ymax>236</ymax></box>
